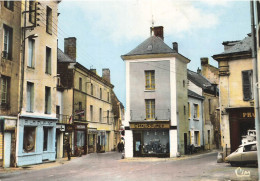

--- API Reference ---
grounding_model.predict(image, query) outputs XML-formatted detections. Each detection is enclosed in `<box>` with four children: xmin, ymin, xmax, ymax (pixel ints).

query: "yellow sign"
<box><xmin>130</xmin><ymin>122</ymin><xmax>170</xmax><ymax>129</ymax></box>
<box><xmin>242</xmin><ymin>112</ymin><xmax>255</xmax><ymax>118</ymax></box>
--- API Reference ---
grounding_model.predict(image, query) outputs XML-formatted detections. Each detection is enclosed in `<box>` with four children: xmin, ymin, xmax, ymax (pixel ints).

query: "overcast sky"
<box><xmin>58</xmin><ymin>0</ymin><xmax>251</xmax><ymax>106</ymax></box>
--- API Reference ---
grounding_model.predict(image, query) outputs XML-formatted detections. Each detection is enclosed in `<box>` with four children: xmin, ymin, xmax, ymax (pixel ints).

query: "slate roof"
<box><xmin>57</xmin><ymin>48</ymin><xmax>75</xmax><ymax>63</ymax></box>
<box><xmin>188</xmin><ymin>90</ymin><xmax>204</xmax><ymax>100</ymax></box>
<box><xmin>187</xmin><ymin>69</ymin><xmax>211</xmax><ymax>89</ymax></box>
<box><xmin>123</xmin><ymin>36</ymin><xmax>175</xmax><ymax>56</ymax></box>
<box><xmin>217</xmin><ymin>34</ymin><xmax>252</xmax><ymax>56</ymax></box>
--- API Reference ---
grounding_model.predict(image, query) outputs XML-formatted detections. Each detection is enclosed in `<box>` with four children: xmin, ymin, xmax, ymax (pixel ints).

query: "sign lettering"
<box><xmin>130</xmin><ymin>122</ymin><xmax>170</xmax><ymax>129</ymax></box>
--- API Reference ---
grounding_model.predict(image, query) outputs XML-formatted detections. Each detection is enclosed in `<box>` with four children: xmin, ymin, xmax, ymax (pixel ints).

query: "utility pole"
<box><xmin>250</xmin><ymin>1</ymin><xmax>260</xmax><ymax>176</ymax></box>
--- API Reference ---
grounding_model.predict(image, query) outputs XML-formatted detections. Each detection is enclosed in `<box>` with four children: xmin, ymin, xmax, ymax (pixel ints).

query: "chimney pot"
<box><xmin>150</xmin><ymin>26</ymin><xmax>164</xmax><ymax>41</ymax></box>
<box><xmin>64</xmin><ymin>37</ymin><xmax>77</xmax><ymax>61</ymax></box>
<box><xmin>102</xmin><ymin>68</ymin><xmax>110</xmax><ymax>83</ymax></box>
<box><xmin>201</xmin><ymin>57</ymin><xmax>209</xmax><ymax>65</ymax></box>
<box><xmin>172</xmin><ymin>42</ymin><xmax>178</xmax><ymax>53</ymax></box>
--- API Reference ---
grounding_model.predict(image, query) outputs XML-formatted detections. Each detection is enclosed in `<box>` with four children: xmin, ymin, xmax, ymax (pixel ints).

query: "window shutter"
<box><xmin>242</xmin><ymin>71</ymin><xmax>252</xmax><ymax>101</ymax></box>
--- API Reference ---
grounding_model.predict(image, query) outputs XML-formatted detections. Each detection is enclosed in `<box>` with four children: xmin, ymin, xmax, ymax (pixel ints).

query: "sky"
<box><xmin>57</xmin><ymin>0</ymin><xmax>251</xmax><ymax>106</ymax></box>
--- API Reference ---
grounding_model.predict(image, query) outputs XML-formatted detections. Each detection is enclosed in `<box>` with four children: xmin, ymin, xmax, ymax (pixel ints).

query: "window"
<box><xmin>91</xmin><ymin>83</ymin><xmax>93</xmax><ymax>95</ymax></box>
<box><xmin>45</xmin><ymin>86</ymin><xmax>51</xmax><ymax>114</ymax></box>
<box><xmin>79</xmin><ymin>78</ymin><xmax>82</xmax><ymax>91</ymax></box>
<box><xmin>208</xmin><ymin>99</ymin><xmax>211</xmax><ymax>114</ymax></box>
<box><xmin>28</xmin><ymin>38</ymin><xmax>35</xmax><ymax>67</ymax></box>
<box><xmin>45</xmin><ymin>47</ymin><xmax>51</xmax><ymax>74</ymax></box>
<box><xmin>244</xmin><ymin>144</ymin><xmax>257</xmax><ymax>152</ymax></box>
<box><xmin>193</xmin><ymin>104</ymin><xmax>199</xmax><ymax>119</ymax></box>
<box><xmin>183</xmin><ymin>80</ymin><xmax>185</xmax><ymax>87</ymax></box>
<box><xmin>46</xmin><ymin>6</ymin><xmax>52</xmax><ymax>34</ymax></box>
<box><xmin>100</xmin><ymin>88</ymin><xmax>102</xmax><ymax>99</ymax></box>
<box><xmin>242</xmin><ymin>70</ymin><xmax>253</xmax><ymax>101</ymax></box>
<box><xmin>107</xmin><ymin>110</ymin><xmax>109</xmax><ymax>123</ymax></box>
<box><xmin>107</xmin><ymin>92</ymin><xmax>109</xmax><ymax>102</ymax></box>
<box><xmin>1</xmin><ymin>76</ymin><xmax>10</xmax><ymax>106</ymax></box>
<box><xmin>43</xmin><ymin>127</ymin><xmax>49</xmax><ymax>151</ymax></box>
<box><xmin>145</xmin><ymin>99</ymin><xmax>155</xmax><ymax>120</ymax></box>
<box><xmin>145</xmin><ymin>70</ymin><xmax>155</xmax><ymax>90</ymax></box>
<box><xmin>184</xmin><ymin>106</ymin><xmax>186</xmax><ymax>115</ymax></box>
<box><xmin>26</xmin><ymin>82</ymin><xmax>34</xmax><ymax>112</ymax></box>
<box><xmin>3</xmin><ymin>25</ymin><xmax>13</xmax><ymax>60</ymax></box>
<box><xmin>76</xmin><ymin>131</ymin><xmax>85</xmax><ymax>147</ymax></box>
<box><xmin>90</xmin><ymin>105</ymin><xmax>93</xmax><ymax>122</ymax></box>
<box><xmin>29</xmin><ymin>0</ymin><xmax>36</xmax><ymax>24</ymax></box>
<box><xmin>4</xmin><ymin>1</ymin><xmax>14</xmax><ymax>11</ymax></box>
<box><xmin>99</xmin><ymin>108</ymin><xmax>102</xmax><ymax>122</ymax></box>
<box><xmin>23</xmin><ymin>127</ymin><xmax>36</xmax><ymax>153</ymax></box>
<box><xmin>188</xmin><ymin>102</ymin><xmax>191</xmax><ymax>118</ymax></box>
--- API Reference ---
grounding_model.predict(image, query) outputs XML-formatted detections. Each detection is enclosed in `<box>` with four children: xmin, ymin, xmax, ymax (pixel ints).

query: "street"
<box><xmin>0</xmin><ymin>152</ymin><xmax>258</xmax><ymax>181</ymax></box>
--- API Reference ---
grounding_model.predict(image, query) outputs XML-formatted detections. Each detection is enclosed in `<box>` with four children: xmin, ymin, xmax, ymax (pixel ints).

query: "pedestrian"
<box><xmin>67</xmin><ymin>143</ymin><xmax>71</xmax><ymax>161</ymax></box>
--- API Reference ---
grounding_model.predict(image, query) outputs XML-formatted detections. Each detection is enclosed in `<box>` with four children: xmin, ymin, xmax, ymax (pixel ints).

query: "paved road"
<box><xmin>0</xmin><ymin>152</ymin><xmax>258</xmax><ymax>181</ymax></box>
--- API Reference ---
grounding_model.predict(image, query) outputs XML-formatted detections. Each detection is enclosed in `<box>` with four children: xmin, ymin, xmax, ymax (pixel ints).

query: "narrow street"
<box><xmin>0</xmin><ymin>152</ymin><xmax>258</xmax><ymax>181</ymax></box>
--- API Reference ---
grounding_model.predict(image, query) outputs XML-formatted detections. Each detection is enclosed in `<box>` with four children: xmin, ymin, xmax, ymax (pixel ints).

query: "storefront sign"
<box><xmin>130</xmin><ymin>122</ymin><xmax>170</xmax><ymax>129</ymax></box>
<box><xmin>4</xmin><ymin>119</ymin><xmax>16</xmax><ymax>130</ymax></box>
<box><xmin>66</xmin><ymin>125</ymin><xmax>74</xmax><ymax>132</ymax></box>
<box><xmin>242</xmin><ymin>112</ymin><xmax>255</xmax><ymax>118</ymax></box>
<box><xmin>88</xmin><ymin>128</ymin><xmax>98</xmax><ymax>134</ymax></box>
<box><xmin>76</xmin><ymin>125</ymin><xmax>86</xmax><ymax>129</ymax></box>
<box><xmin>56</xmin><ymin>125</ymin><xmax>65</xmax><ymax>132</ymax></box>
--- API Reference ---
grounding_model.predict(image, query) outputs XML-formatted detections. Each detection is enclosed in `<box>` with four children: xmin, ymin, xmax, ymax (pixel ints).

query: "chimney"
<box><xmin>102</xmin><ymin>68</ymin><xmax>110</xmax><ymax>83</ymax></box>
<box><xmin>64</xmin><ymin>37</ymin><xmax>77</xmax><ymax>61</ymax></box>
<box><xmin>150</xmin><ymin>26</ymin><xmax>164</xmax><ymax>41</ymax></box>
<box><xmin>172</xmin><ymin>42</ymin><xmax>178</xmax><ymax>53</ymax></box>
<box><xmin>90</xmin><ymin>69</ymin><xmax>97</xmax><ymax>74</ymax></box>
<box><xmin>201</xmin><ymin>57</ymin><xmax>209</xmax><ymax>65</ymax></box>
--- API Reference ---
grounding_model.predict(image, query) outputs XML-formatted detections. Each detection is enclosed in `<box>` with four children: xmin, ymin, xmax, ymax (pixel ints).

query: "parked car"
<box><xmin>225</xmin><ymin>141</ymin><xmax>257</xmax><ymax>166</ymax></box>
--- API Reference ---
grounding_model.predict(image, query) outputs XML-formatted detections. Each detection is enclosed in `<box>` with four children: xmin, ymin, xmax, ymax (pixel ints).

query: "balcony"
<box><xmin>56</xmin><ymin>114</ymin><xmax>71</xmax><ymax>124</ymax></box>
<box><xmin>130</xmin><ymin>109</ymin><xmax>170</xmax><ymax>122</ymax></box>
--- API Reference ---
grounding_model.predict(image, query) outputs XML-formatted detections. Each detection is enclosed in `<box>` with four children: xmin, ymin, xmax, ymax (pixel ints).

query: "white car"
<box><xmin>225</xmin><ymin>141</ymin><xmax>257</xmax><ymax>166</ymax></box>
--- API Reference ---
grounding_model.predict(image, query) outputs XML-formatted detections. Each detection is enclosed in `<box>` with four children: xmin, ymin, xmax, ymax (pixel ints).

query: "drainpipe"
<box><xmin>250</xmin><ymin>1</ymin><xmax>260</xmax><ymax>174</ymax></box>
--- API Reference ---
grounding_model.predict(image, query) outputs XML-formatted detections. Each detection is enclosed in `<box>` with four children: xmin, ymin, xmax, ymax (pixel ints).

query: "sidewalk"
<box><xmin>120</xmin><ymin>149</ymin><xmax>219</xmax><ymax>162</ymax></box>
<box><xmin>0</xmin><ymin>156</ymin><xmax>76</xmax><ymax>175</ymax></box>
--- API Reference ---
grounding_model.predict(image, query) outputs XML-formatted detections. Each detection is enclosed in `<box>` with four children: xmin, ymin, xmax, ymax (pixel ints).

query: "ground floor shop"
<box><xmin>16</xmin><ymin>115</ymin><xmax>56</xmax><ymax>166</ymax></box>
<box><xmin>228</xmin><ymin>107</ymin><xmax>255</xmax><ymax>152</ymax></box>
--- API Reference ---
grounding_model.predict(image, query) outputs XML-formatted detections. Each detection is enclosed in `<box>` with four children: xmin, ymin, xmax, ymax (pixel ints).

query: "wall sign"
<box><xmin>130</xmin><ymin>122</ymin><xmax>170</xmax><ymax>129</ymax></box>
<box><xmin>4</xmin><ymin>119</ymin><xmax>16</xmax><ymax>131</ymax></box>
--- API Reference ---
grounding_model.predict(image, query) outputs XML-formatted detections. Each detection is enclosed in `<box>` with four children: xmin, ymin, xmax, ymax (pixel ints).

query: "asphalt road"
<box><xmin>0</xmin><ymin>152</ymin><xmax>258</xmax><ymax>181</ymax></box>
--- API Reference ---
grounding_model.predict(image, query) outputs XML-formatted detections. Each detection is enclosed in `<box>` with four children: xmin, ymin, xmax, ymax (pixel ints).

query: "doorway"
<box><xmin>133</xmin><ymin>132</ymin><xmax>142</xmax><ymax>157</ymax></box>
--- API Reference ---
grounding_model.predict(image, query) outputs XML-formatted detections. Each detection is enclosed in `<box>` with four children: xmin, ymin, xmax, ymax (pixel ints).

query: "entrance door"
<box><xmin>133</xmin><ymin>132</ymin><xmax>141</xmax><ymax>157</ymax></box>
<box><xmin>184</xmin><ymin>133</ymin><xmax>187</xmax><ymax>154</ymax></box>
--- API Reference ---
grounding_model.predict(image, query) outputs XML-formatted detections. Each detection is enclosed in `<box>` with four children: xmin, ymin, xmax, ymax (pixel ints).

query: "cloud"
<box><xmin>71</xmin><ymin>0</ymin><xmax>220</xmax><ymax>42</ymax></box>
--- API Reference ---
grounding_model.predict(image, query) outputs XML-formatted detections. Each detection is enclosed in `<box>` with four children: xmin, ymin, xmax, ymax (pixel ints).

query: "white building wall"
<box><xmin>124</xmin><ymin>130</ymin><xmax>133</xmax><ymax>158</ymax></box>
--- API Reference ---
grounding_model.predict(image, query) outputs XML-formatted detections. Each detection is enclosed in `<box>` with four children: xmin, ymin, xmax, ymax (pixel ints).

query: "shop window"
<box><xmin>28</xmin><ymin>38</ymin><xmax>35</xmax><ymax>68</ymax></box>
<box><xmin>23</xmin><ymin>127</ymin><xmax>36</xmax><ymax>153</ymax></box>
<box><xmin>145</xmin><ymin>99</ymin><xmax>155</xmax><ymax>120</ymax></box>
<box><xmin>43</xmin><ymin>127</ymin><xmax>50</xmax><ymax>151</ymax></box>
<box><xmin>45</xmin><ymin>47</ymin><xmax>51</xmax><ymax>74</ymax></box>
<box><xmin>88</xmin><ymin>134</ymin><xmax>94</xmax><ymax>146</ymax></box>
<box><xmin>76</xmin><ymin>131</ymin><xmax>85</xmax><ymax>147</ymax></box>
<box><xmin>1</xmin><ymin>75</ymin><xmax>10</xmax><ymax>107</ymax></box>
<box><xmin>145</xmin><ymin>70</ymin><xmax>155</xmax><ymax>90</ymax></box>
<box><xmin>45</xmin><ymin>86</ymin><xmax>51</xmax><ymax>114</ymax></box>
<box><xmin>242</xmin><ymin>70</ymin><xmax>253</xmax><ymax>101</ymax></box>
<box><xmin>3</xmin><ymin>24</ymin><xmax>13</xmax><ymax>60</ymax></box>
<box><xmin>4</xmin><ymin>0</ymin><xmax>14</xmax><ymax>11</ymax></box>
<box><xmin>46</xmin><ymin>6</ymin><xmax>52</xmax><ymax>34</ymax></box>
<box><xmin>26</xmin><ymin>82</ymin><xmax>34</xmax><ymax>112</ymax></box>
<box><xmin>193</xmin><ymin>104</ymin><xmax>199</xmax><ymax>119</ymax></box>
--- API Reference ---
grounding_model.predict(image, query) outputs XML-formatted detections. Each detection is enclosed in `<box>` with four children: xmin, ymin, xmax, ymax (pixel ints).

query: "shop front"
<box><xmin>228</xmin><ymin>107</ymin><xmax>255</xmax><ymax>152</ymax></box>
<box><xmin>88</xmin><ymin>128</ymin><xmax>97</xmax><ymax>153</ymax></box>
<box><xmin>130</xmin><ymin>121</ymin><xmax>170</xmax><ymax>157</ymax></box>
<box><xmin>74</xmin><ymin>124</ymin><xmax>87</xmax><ymax>155</ymax></box>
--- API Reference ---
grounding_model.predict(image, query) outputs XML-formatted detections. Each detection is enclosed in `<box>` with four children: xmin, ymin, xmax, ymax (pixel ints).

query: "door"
<box><xmin>184</xmin><ymin>133</ymin><xmax>187</xmax><ymax>154</ymax></box>
<box><xmin>133</xmin><ymin>132</ymin><xmax>142</xmax><ymax>157</ymax></box>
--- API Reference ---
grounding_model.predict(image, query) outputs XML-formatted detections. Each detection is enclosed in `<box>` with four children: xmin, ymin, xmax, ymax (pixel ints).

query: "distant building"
<box><xmin>213</xmin><ymin>34</ymin><xmax>254</xmax><ymax>156</ymax></box>
<box><xmin>121</xmin><ymin>26</ymin><xmax>190</xmax><ymax>157</ymax></box>
<box><xmin>57</xmin><ymin>37</ymin><xmax>115</xmax><ymax>155</ymax></box>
